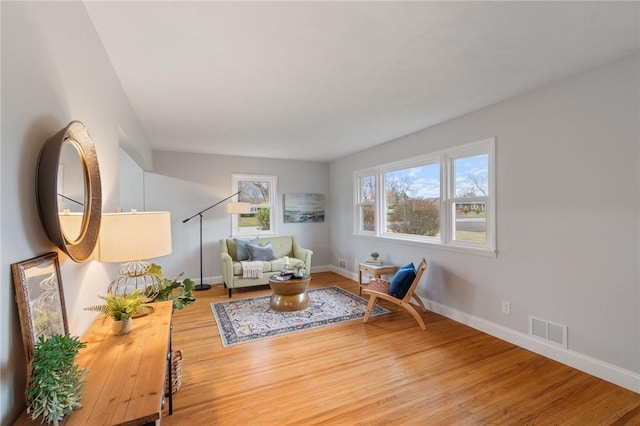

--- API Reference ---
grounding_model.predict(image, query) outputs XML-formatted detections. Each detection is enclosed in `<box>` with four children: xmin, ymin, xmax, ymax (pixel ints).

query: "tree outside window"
<box><xmin>384</xmin><ymin>164</ymin><xmax>440</xmax><ymax>238</ymax></box>
<box><xmin>232</xmin><ymin>174</ymin><xmax>277</xmax><ymax>235</ymax></box>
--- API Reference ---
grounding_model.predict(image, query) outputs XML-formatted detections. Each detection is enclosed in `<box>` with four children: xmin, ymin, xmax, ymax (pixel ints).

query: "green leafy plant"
<box><xmin>26</xmin><ymin>334</ymin><xmax>87</xmax><ymax>426</ymax></box>
<box><xmin>149</xmin><ymin>264</ymin><xmax>196</xmax><ymax>310</ymax></box>
<box><xmin>84</xmin><ymin>290</ymin><xmax>152</xmax><ymax>322</ymax></box>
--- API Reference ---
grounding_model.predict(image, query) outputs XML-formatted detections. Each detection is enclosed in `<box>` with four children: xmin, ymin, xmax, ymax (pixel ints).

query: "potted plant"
<box><xmin>149</xmin><ymin>264</ymin><xmax>196</xmax><ymax>310</ymax></box>
<box><xmin>84</xmin><ymin>290</ymin><xmax>151</xmax><ymax>335</ymax></box>
<box><xmin>26</xmin><ymin>334</ymin><xmax>87</xmax><ymax>425</ymax></box>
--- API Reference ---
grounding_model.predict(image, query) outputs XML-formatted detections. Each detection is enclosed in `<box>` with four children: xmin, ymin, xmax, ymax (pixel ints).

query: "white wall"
<box><xmin>149</xmin><ymin>151</ymin><xmax>331</xmax><ymax>282</ymax></box>
<box><xmin>118</xmin><ymin>147</ymin><xmax>145</xmax><ymax>212</ymax></box>
<box><xmin>1</xmin><ymin>3</ymin><xmax>153</xmax><ymax>423</ymax></box>
<box><xmin>330</xmin><ymin>55</ymin><xmax>640</xmax><ymax>390</ymax></box>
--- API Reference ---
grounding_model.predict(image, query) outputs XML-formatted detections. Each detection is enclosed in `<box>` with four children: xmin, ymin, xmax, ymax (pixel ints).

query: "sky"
<box><xmin>388</xmin><ymin>154</ymin><xmax>488</xmax><ymax>199</ymax></box>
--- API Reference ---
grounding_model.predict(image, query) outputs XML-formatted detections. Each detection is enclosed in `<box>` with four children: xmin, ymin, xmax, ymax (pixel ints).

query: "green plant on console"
<box><xmin>26</xmin><ymin>334</ymin><xmax>87</xmax><ymax>426</ymax></box>
<box><xmin>149</xmin><ymin>264</ymin><xmax>196</xmax><ymax>310</ymax></box>
<box><xmin>84</xmin><ymin>290</ymin><xmax>152</xmax><ymax>322</ymax></box>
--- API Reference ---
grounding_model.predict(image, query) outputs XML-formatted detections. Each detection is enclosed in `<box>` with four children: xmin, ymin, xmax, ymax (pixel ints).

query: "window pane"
<box><xmin>453</xmin><ymin>202</ymin><xmax>486</xmax><ymax>243</ymax></box>
<box><xmin>362</xmin><ymin>205</ymin><xmax>375</xmax><ymax>232</ymax></box>
<box><xmin>238</xmin><ymin>181</ymin><xmax>271</xmax><ymax>232</ymax></box>
<box><xmin>455</xmin><ymin>154</ymin><xmax>488</xmax><ymax>197</ymax></box>
<box><xmin>361</xmin><ymin>175</ymin><xmax>375</xmax><ymax>203</ymax></box>
<box><xmin>385</xmin><ymin>164</ymin><xmax>440</xmax><ymax>237</ymax></box>
<box><xmin>238</xmin><ymin>207</ymin><xmax>270</xmax><ymax>232</ymax></box>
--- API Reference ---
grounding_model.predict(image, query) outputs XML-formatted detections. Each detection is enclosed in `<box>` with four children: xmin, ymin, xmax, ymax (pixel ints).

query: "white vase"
<box><xmin>111</xmin><ymin>317</ymin><xmax>132</xmax><ymax>335</ymax></box>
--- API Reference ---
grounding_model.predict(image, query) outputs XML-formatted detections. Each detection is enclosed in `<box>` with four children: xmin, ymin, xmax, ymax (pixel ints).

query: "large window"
<box><xmin>355</xmin><ymin>138</ymin><xmax>495</xmax><ymax>255</ymax></box>
<box><xmin>231</xmin><ymin>174</ymin><xmax>278</xmax><ymax>236</ymax></box>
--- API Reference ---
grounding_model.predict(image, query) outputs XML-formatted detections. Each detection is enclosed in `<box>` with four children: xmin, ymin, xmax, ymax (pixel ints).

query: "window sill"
<box><xmin>353</xmin><ymin>232</ymin><xmax>497</xmax><ymax>258</ymax></box>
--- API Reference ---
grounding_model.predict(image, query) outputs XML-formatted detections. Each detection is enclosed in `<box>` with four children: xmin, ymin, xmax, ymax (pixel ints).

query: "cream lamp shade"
<box><xmin>226</xmin><ymin>202</ymin><xmax>251</xmax><ymax>214</ymax></box>
<box><xmin>98</xmin><ymin>211</ymin><xmax>172</xmax><ymax>262</ymax></box>
<box><xmin>226</xmin><ymin>202</ymin><xmax>251</xmax><ymax>237</ymax></box>
<box><xmin>98</xmin><ymin>211</ymin><xmax>172</xmax><ymax>299</ymax></box>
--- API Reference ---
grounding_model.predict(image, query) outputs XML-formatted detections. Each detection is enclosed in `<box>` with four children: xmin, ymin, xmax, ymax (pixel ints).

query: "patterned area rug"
<box><xmin>211</xmin><ymin>286</ymin><xmax>390</xmax><ymax>347</ymax></box>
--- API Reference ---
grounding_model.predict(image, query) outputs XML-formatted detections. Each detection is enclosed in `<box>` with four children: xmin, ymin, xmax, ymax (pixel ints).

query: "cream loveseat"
<box><xmin>220</xmin><ymin>235</ymin><xmax>313</xmax><ymax>297</ymax></box>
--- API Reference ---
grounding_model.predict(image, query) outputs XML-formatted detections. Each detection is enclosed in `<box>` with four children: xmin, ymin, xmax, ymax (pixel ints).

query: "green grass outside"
<box><xmin>239</xmin><ymin>216</ymin><xmax>260</xmax><ymax>227</ymax></box>
<box><xmin>455</xmin><ymin>231</ymin><xmax>487</xmax><ymax>243</ymax></box>
<box><xmin>456</xmin><ymin>212</ymin><xmax>487</xmax><ymax>219</ymax></box>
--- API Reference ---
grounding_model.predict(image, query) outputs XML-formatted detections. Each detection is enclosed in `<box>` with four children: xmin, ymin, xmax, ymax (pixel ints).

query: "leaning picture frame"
<box><xmin>11</xmin><ymin>252</ymin><xmax>68</xmax><ymax>363</ymax></box>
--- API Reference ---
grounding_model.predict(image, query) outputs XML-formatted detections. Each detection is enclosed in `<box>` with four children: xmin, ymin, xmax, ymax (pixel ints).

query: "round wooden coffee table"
<box><xmin>268</xmin><ymin>275</ymin><xmax>311</xmax><ymax>311</ymax></box>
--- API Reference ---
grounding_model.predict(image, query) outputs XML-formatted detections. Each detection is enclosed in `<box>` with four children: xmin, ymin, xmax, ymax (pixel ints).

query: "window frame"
<box><xmin>231</xmin><ymin>173</ymin><xmax>278</xmax><ymax>237</ymax></box>
<box><xmin>354</xmin><ymin>172</ymin><xmax>377</xmax><ymax>235</ymax></box>
<box><xmin>353</xmin><ymin>138</ymin><xmax>496</xmax><ymax>256</ymax></box>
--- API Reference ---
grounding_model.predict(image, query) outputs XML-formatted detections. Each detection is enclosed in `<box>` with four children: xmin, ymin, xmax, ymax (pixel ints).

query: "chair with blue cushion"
<box><xmin>362</xmin><ymin>258</ymin><xmax>428</xmax><ymax>330</ymax></box>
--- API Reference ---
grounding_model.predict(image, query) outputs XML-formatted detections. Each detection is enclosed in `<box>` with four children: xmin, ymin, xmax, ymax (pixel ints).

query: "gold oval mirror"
<box><xmin>36</xmin><ymin>121</ymin><xmax>102</xmax><ymax>262</ymax></box>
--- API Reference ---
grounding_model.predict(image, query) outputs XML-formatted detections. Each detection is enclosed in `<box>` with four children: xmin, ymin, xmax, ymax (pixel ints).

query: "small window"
<box><xmin>450</xmin><ymin>154</ymin><xmax>489</xmax><ymax>245</ymax></box>
<box><xmin>231</xmin><ymin>174</ymin><xmax>278</xmax><ymax>236</ymax></box>
<box><xmin>355</xmin><ymin>174</ymin><xmax>376</xmax><ymax>233</ymax></box>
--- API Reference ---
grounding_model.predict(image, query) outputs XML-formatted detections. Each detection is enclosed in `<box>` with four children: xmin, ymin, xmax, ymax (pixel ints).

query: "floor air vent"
<box><xmin>529</xmin><ymin>316</ymin><xmax>567</xmax><ymax>349</ymax></box>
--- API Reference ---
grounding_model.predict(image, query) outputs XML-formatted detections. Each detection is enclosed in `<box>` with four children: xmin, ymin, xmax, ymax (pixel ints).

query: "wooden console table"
<box><xmin>14</xmin><ymin>300</ymin><xmax>174</xmax><ymax>426</ymax></box>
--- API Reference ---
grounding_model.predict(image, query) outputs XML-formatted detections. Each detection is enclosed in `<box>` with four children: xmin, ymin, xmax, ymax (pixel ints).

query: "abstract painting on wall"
<box><xmin>284</xmin><ymin>193</ymin><xmax>325</xmax><ymax>223</ymax></box>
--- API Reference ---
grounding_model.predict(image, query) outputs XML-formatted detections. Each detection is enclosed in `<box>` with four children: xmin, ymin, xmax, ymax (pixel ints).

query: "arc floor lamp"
<box><xmin>183</xmin><ymin>191</ymin><xmax>250</xmax><ymax>291</ymax></box>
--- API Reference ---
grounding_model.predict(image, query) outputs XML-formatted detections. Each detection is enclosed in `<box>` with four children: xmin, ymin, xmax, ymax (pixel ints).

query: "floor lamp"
<box><xmin>183</xmin><ymin>191</ymin><xmax>243</xmax><ymax>291</ymax></box>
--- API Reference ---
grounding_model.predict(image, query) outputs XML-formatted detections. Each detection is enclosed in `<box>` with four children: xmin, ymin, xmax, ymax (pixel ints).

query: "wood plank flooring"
<box><xmin>162</xmin><ymin>272</ymin><xmax>640</xmax><ymax>425</ymax></box>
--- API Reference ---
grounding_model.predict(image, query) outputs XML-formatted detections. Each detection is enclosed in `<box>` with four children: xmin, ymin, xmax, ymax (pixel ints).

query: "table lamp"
<box><xmin>98</xmin><ymin>210</ymin><xmax>172</xmax><ymax>299</ymax></box>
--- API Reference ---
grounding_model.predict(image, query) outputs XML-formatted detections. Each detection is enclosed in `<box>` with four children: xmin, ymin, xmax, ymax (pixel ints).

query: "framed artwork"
<box><xmin>284</xmin><ymin>193</ymin><xmax>325</xmax><ymax>223</ymax></box>
<box><xmin>11</xmin><ymin>252</ymin><xmax>68</xmax><ymax>363</ymax></box>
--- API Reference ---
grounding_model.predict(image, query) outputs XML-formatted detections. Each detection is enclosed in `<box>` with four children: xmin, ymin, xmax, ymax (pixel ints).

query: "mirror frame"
<box><xmin>36</xmin><ymin>121</ymin><xmax>102</xmax><ymax>262</ymax></box>
<box><xmin>11</xmin><ymin>252</ymin><xmax>68</xmax><ymax>364</ymax></box>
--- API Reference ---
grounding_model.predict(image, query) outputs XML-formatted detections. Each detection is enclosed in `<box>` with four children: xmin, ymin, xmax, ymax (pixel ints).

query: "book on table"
<box><xmin>365</xmin><ymin>259</ymin><xmax>383</xmax><ymax>265</ymax></box>
<box><xmin>273</xmin><ymin>275</ymin><xmax>292</xmax><ymax>281</ymax></box>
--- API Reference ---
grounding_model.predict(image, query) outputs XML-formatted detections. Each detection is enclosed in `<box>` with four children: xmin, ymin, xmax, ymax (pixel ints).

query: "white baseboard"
<box><xmin>423</xmin><ymin>298</ymin><xmax>640</xmax><ymax>394</ymax></box>
<box><xmin>328</xmin><ymin>265</ymin><xmax>358</xmax><ymax>281</ymax></box>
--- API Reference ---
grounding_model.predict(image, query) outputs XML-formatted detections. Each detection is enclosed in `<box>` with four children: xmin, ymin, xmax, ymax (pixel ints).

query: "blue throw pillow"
<box><xmin>389</xmin><ymin>263</ymin><xmax>416</xmax><ymax>299</ymax></box>
<box><xmin>246</xmin><ymin>242</ymin><xmax>277</xmax><ymax>261</ymax></box>
<box><xmin>234</xmin><ymin>237</ymin><xmax>258</xmax><ymax>261</ymax></box>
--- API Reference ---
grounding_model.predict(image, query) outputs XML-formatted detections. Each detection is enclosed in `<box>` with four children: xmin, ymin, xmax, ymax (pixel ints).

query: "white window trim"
<box><xmin>231</xmin><ymin>173</ymin><xmax>278</xmax><ymax>236</ymax></box>
<box><xmin>353</xmin><ymin>138</ymin><xmax>496</xmax><ymax>257</ymax></box>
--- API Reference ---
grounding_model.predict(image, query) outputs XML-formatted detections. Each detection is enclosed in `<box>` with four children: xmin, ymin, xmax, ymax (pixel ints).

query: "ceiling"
<box><xmin>84</xmin><ymin>1</ymin><xmax>639</xmax><ymax>162</ymax></box>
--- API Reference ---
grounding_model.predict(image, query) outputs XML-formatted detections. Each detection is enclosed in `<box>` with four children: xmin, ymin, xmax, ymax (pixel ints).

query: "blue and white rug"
<box><xmin>211</xmin><ymin>286</ymin><xmax>390</xmax><ymax>346</ymax></box>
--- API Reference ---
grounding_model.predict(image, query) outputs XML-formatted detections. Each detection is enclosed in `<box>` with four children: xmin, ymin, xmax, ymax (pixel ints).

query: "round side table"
<box><xmin>268</xmin><ymin>275</ymin><xmax>311</xmax><ymax>311</ymax></box>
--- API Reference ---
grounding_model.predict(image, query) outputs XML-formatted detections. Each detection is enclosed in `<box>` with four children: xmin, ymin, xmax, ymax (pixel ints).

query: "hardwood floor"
<box><xmin>163</xmin><ymin>272</ymin><xmax>640</xmax><ymax>425</ymax></box>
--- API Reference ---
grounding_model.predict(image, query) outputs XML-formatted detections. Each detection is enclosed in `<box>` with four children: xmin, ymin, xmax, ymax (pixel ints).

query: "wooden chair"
<box><xmin>362</xmin><ymin>258</ymin><xmax>428</xmax><ymax>330</ymax></box>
